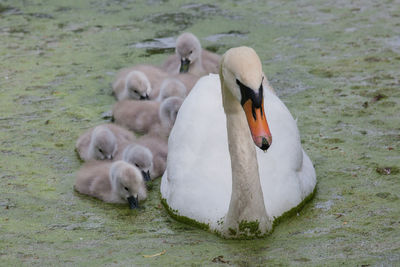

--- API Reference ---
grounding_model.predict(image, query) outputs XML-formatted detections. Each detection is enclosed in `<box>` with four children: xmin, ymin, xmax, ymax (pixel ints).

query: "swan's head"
<box><xmin>125</xmin><ymin>71</ymin><xmax>151</xmax><ymax>100</ymax></box>
<box><xmin>175</xmin><ymin>32</ymin><xmax>202</xmax><ymax>73</ymax></box>
<box><xmin>158</xmin><ymin>78</ymin><xmax>187</xmax><ymax>101</ymax></box>
<box><xmin>159</xmin><ymin>96</ymin><xmax>184</xmax><ymax>129</ymax></box>
<box><xmin>220</xmin><ymin>46</ymin><xmax>272</xmax><ymax>151</ymax></box>
<box><xmin>110</xmin><ymin>161</ymin><xmax>147</xmax><ymax>209</ymax></box>
<box><xmin>89</xmin><ymin>126</ymin><xmax>118</xmax><ymax>160</ymax></box>
<box><xmin>122</xmin><ymin>144</ymin><xmax>153</xmax><ymax>182</ymax></box>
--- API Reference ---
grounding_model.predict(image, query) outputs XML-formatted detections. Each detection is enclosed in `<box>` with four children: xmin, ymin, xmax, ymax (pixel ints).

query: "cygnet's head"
<box><xmin>175</xmin><ymin>32</ymin><xmax>202</xmax><ymax>73</ymax></box>
<box><xmin>89</xmin><ymin>126</ymin><xmax>118</xmax><ymax>160</ymax></box>
<box><xmin>158</xmin><ymin>78</ymin><xmax>187</xmax><ymax>101</ymax></box>
<box><xmin>220</xmin><ymin>46</ymin><xmax>272</xmax><ymax>151</ymax></box>
<box><xmin>159</xmin><ymin>96</ymin><xmax>184</xmax><ymax>129</ymax></box>
<box><xmin>109</xmin><ymin>161</ymin><xmax>147</xmax><ymax>209</ymax></box>
<box><xmin>122</xmin><ymin>144</ymin><xmax>153</xmax><ymax>182</ymax></box>
<box><xmin>125</xmin><ymin>71</ymin><xmax>151</xmax><ymax>100</ymax></box>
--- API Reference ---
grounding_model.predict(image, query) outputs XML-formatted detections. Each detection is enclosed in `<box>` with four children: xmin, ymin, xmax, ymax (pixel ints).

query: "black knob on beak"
<box><xmin>260</xmin><ymin>137</ymin><xmax>270</xmax><ymax>151</ymax></box>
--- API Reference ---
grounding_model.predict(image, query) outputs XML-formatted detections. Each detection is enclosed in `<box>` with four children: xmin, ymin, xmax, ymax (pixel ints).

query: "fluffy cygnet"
<box><xmin>112</xmin><ymin>96</ymin><xmax>183</xmax><ymax>135</ymax></box>
<box><xmin>175</xmin><ymin>72</ymin><xmax>200</xmax><ymax>93</ymax></box>
<box><xmin>75</xmin><ymin>124</ymin><xmax>135</xmax><ymax>161</ymax></box>
<box><xmin>157</xmin><ymin>73</ymin><xmax>200</xmax><ymax>101</ymax></box>
<box><xmin>162</xmin><ymin>32</ymin><xmax>221</xmax><ymax>76</ymax></box>
<box><xmin>112</xmin><ymin>99</ymin><xmax>161</xmax><ymax>134</ymax></box>
<box><xmin>159</xmin><ymin>96</ymin><xmax>184</xmax><ymax>130</ymax></box>
<box><xmin>112</xmin><ymin>65</ymin><xmax>168</xmax><ymax>101</ymax></box>
<box><xmin>115</xmin><ymin>98</ymin><xmax>183</xmax><ymax>179</ymax></box>
<box><xmin>157</xmin><ymin>78</ymin><xmax>187</xmax><ymax>101</ymax></box>
<box><xmin>136</xmin><ymin>132</ymin><xmax>168</xmax><ymax>179</ymax></box>
<box><xmin>121</xmin><ymin>144</ymin><xmax>153</xmax><ymax>182</ymax></box>
<box><xmin>74</xmin><ymin>160</ymin><xmax>147</xmax><ymax>209</ymax></box>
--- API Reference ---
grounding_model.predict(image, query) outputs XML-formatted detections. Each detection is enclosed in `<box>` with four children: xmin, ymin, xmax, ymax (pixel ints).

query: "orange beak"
<box><xmin>242</xmin><ymin>98</ymin><xmax>272</xmax><ymax>151</ymax></box>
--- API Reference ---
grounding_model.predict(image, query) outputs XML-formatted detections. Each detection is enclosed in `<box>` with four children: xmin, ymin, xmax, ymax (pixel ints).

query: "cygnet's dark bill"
<box><xmin>141</xmin><ymin>170</ymin><xmax>151</xmax><ymax>182</ymax></box>
<box><xmin>180</xmin><ymin>58</ymin><xmax>190</xmax><ymax>73</ymax></box>
<box><xmin>127</xmin><ymin>195</ymin><xmax>139</xmax><ymax>209</ymax></box>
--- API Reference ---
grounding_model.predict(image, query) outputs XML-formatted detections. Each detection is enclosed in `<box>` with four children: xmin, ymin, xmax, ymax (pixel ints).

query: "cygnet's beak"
<box><xmin>127</xmin><ymin>195</ymin><xmax>139</xmax><ymax>209</ymax></box>
<box><xmin>141</xmin><ymin>170</ymin><xmax>151</xmax><ymax>182</ymax></box>
<box><xmin>140</xmin><ymin>94</ymin><xmax>149</xmax><ymax>100</ymax></box>
<box><xmin>179</xmin><ymin>58</ymin><xmax>190</xmax><ymax>73</ymax></box>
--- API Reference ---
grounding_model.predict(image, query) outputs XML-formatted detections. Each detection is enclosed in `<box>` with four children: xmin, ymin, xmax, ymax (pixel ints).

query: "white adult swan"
<box><xmin>161</xmin><ymin>47</ymin><xmax>316</xmax><ymax>238</ymax></box>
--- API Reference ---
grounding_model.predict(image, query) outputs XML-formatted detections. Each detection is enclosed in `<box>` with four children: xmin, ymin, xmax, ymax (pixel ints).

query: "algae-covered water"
<box><xmin>1</xmin><ymin>0</ymin><xmax>399</xmax><ymax>265</ymax></box>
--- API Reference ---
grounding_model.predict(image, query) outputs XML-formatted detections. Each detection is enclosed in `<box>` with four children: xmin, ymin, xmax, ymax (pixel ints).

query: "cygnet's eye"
<box><xmin>124</xmin><ymin>186</ymin><xmax>129</xmax><ymax>191</ymax></box>
<box><xmin>98</xmin><ymin>148</ymin><xmax>103</xmax><ymax>154</ymax></box>
<box><xmin>135</xmin><ymin>163</ymin><xmax>140</xmax><ymax>168</ymax></box>
<box><xmin>189</xmin><ymin>50</ymin><xmax>193</xmax><ymax>54</ymax></box>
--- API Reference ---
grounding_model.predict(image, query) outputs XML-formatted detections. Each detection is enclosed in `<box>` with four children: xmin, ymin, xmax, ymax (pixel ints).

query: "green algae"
<box><xmin>162</xmin><ymin>186</ymin><xmax>316</xmax><ymax>240</ymax></box>
<box><xmin>161</xmin><ymin>198</ymin><xmax>210</xmax><ymax>232</ymax></box>
<box><xmin>1</xmin><ymin>0</ymin><xmax>400</xmax><ymax>265</ymax></box>
<box><xmin>237</xmin><ymin>220</ymin><xmax>262</xmax><ymax>238</ymax></box>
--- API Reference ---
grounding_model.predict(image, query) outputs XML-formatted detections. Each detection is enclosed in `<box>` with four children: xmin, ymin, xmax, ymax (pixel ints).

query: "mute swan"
<box><xmin>75</xmin><ymin>160</ymin><xmax>147</xmax><ymax>209</ymax></box>
<box><xmin>161</xmin><ymin>47</ymin><xmax>316</xmax><ymax>238</ymax></box>
<box><xmin>75</xmin><ymin>124</ymin><xmax>135</xmax><ymax>161</ymax></box>
<box><xmin>162</xmin><ymin>32</ymin><xmax>221</xmax><ymax>76</ymax></box>
<box><xmin>113</xmin><ymin>65</ymin><xmax>168</xmax><ymax>101</ymax></box>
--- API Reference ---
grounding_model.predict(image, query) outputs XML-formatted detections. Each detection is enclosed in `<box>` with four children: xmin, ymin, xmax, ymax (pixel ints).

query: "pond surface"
<box><xmin>0</xmin><ymin>0</ymin><xmax>399</xmax><ymax>265</ymax></box>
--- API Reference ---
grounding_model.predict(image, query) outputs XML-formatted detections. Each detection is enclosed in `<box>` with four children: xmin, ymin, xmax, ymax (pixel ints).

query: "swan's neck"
<box><xmin>222</xmin><ymin>84</ymin><xmax>272</xmax><ymax>238</ymax></box>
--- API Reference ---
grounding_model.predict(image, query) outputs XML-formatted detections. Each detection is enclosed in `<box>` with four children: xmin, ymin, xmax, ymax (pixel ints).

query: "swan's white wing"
<box><xmin>161</xmin><ymin>74</ymin><xmax>231</xmax><ymax>229</ymax></box>
<box><xmin>257</xmin><ymin>89</ymin><xmax>316</xmax><ymax>218</ymax></box>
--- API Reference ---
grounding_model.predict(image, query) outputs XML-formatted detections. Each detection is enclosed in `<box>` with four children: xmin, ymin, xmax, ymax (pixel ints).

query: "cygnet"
<box><xmin>112</xmin><ymin>99</ymin><xmax>161</xmax><ymax>134</ymax></box>
<box><xmin>156</xmin><ymin>73</ymin><xmax>200</xmax><ymax>101</ymax></box>
<box><xmin>75</xmin><ymin>124</ymin><xmax>135</xmax><ymax>161</ymax></box>
<box><xmin>162</xmin><ymin>32</ymin><xmax>221</xmax><ymax>76</ymax></box>
<box><xmin>121</xmin><ymin>144</ymin><xmax>153</xmax><ymax>182</ymax></box>
<box><xmin>112</xmin><ymin>96</ymin><xmax>183</xmax><ymax>135</ymax></box>
<box><xmin>159</xmin><ymin>96</ymin><xmax>184</xmax><ymax>131</ymax></box>
<box><xmin>112</xmin><ymin>65</ymin><xmax>168</xmax><ymax>101</ymax></box>
<box><xmin>74</xmin><ymin>160</ymin><xmax>147</xmax><ymax>209</ymax></box>
<box><xmin>136</xmin><ymin>133</ymin><xmax>168</xmax><ymax>179</ymax></box>
<box><xmin>157</xmin><ymin>78</ymin><xmax>187</xmax><ymax>101</ymax></box>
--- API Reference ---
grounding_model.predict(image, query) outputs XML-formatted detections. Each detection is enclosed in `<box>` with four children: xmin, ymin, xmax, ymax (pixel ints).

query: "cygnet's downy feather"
<box><xmin>75</xmin><ymin>160</ymin><xmax>147</xmax><ymax>209</ymax></box>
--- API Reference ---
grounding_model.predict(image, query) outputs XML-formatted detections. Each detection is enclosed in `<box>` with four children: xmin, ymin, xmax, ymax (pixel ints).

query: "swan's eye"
<box><xmin>98</xmin><ymin>148</ymin><xmax>103</xmax><ymax>154</ymax></box>
<box><xmin>189</xmin><ymin>50</ymin><xmax>192</xmax><ymax>54</ymax></box>
<box><xmin>134</xmin><ymin>90</ymin><xmax>138</xmax><ymax>94</ymax></box>
<box><xmin>135</xmin><ymin>163</ymin><xmax>140</xmax><ymax>168</ymax></box>
<box><xmin>124</xmin><ymin>187</ymin><xmax>129</xmax><ymax>191</ymax></box>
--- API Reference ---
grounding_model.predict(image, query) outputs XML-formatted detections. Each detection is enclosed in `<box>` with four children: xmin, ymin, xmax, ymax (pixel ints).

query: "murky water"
<box><xmin>0</xmin><ymin>0</ymin><xmax>399</xmax><ymax>265</ymax></box>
